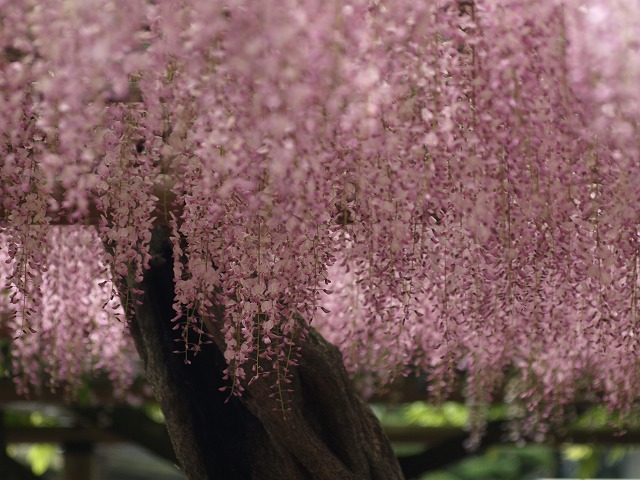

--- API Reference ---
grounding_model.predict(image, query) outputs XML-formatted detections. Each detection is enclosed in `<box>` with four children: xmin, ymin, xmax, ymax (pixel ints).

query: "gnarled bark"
<box><xmin>126</xmin><ymin>228</ymin><xmax>404</xmax><ymax>479</ymax></box>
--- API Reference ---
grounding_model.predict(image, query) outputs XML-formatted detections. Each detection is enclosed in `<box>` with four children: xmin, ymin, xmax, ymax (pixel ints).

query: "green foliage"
<box><xmin>3</xmin><ymin>409</ymin><xmax>60</xmax><ymax>428</ymax></box>
<box><xmin>144</xmin><ymin>403</ymin><xmax>166</xmax><ymax>423</ymax></box>
<box><xmin>374</xmin><ymin>402</ymin><xmax>638</xmax><ymax>479</ymax></box>
<box><xmin>404</xmin><ymin>402</ymin><xmax>469</xmax><ymax>427</ymax></box>
<box><xmin>562</xmin><ymin>445</ymin><xmax>631</xmax><ymax>479</ymax></box>
<box><xmin>25</xmin><ymin>444</ymin><xmax>57</xmax><ymax>475</ymax></box>
<box><xmin>420</xmin><ymin>445</ymin><xmax>555</xmax><ymax>480</ymax></box>
<box><xmin>7</xmin><ymin>443</ymin><xmax>60</xmax><ymax>476</ymax></box>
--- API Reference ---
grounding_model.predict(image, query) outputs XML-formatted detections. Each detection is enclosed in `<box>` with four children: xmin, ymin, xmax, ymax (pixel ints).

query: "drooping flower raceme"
<box><xmin>0</xmin><ymin>228</ymin><xmax>138</xmax><ymax>398</ymax></box>
<box><xmin>1</xmin><ymin>0</ymin><xmax>640</xmax><ymax>428</ymax></box>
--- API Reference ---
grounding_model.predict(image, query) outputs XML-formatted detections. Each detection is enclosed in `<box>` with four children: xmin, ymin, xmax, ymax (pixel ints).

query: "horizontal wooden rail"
<box><xmin>385</xmin><ymin>424</ymin><xmax>640</xmax><ymax>445</ymax></box>
<box><xmin>0</xmin><ymin>379</ymin><xmax>153</xmax><ymax>406</ymax></box>
<box><xmin>4</xmin><ymin>426</ymin><xmax>120</xmax><ymax>444</ymax></box>
<box><xmin>5</xmin><ymin>421</ymin><xmax>640</xmax><ymax>447</ymax></box>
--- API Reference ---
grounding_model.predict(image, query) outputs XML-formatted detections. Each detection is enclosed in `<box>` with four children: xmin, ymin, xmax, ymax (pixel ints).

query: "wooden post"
<box><xmin>62</xmin><ymin>442</ymin><xmax>96</xmax><ymax>480</ymax></box>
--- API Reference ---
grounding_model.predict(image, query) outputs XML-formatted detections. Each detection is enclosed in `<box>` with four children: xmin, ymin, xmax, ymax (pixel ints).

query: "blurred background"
<box><xmin>3</xmin><ymin>371</ymin><xmax>640</xmax><ymax>480</ymax></box>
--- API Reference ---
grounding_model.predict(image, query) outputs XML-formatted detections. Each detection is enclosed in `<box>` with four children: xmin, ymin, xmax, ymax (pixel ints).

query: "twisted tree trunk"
<box><xmin>126</xmin><ymin>228</ymin><xmax>404</xmax><ymax>479</ymax></box>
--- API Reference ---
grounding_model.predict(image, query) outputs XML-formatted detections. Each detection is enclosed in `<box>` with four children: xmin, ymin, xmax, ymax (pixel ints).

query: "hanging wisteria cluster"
<box><xmin>1</xmin><ymin>0</ymin><xmax>640</xmax><ymax>428</ymax></box>
<box><xmin>0</xmin><ymin>227</ymin><xmax>137</xmax><ymax>398</ymax></box>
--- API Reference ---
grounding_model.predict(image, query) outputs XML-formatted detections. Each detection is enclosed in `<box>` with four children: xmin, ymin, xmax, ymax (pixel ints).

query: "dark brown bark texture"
<box><xmin>126</xmin><ymin>227</ymin><xmax>404</xmax><ymax>480</ymax></box>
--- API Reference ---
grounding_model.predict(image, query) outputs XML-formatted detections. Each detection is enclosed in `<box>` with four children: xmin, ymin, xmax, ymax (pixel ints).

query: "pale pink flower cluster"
<box><xmin>0</xmin><ymin>228</ymin><xmax>138</xmax><ymax>398</ymax></box>
<box><xmin>565</xmin><ymin>0</ymin><xmax>640</xmax><ymax>146</ymax></box>
<box><xmin>1</xmin><ymin>0</ymin><xmax>640</xmax><ymax>429</ymax></box>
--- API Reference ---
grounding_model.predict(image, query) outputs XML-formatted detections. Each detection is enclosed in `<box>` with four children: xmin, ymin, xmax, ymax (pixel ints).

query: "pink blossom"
<box><xmin>1</xmin><ymin>0</ymin><xmax>640</xmax><ymax>432</ymax></box>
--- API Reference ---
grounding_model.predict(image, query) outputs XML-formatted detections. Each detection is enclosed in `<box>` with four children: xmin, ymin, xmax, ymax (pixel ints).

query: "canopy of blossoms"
<box><xmin>1</xmin><ymin>0</ymin><xmax>640</xmax><ymax>432</ymax></box>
